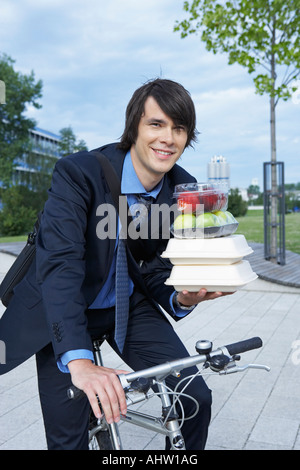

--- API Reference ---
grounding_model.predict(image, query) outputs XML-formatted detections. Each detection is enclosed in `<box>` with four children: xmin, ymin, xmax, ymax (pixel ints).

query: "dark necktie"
<box><xmin>114</xmin><ymin>236</ymin><xmax>129</xmax><ymax>353</ymax></box>
<box><xmin>134</xmin><ymin>195</ymin><xmax>154</xmax><ymax>229</ymax></box>
<box><xmin>137</xmin><ymin>194</ymin><xmax>154</xmax><ymax>208</ymax></box>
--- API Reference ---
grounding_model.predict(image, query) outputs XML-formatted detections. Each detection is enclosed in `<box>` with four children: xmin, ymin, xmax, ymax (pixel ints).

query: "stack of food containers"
<box><xmin>162</xmin><ymin>183</ymin><xmax>257</xmax><ymax>292</ymax></box>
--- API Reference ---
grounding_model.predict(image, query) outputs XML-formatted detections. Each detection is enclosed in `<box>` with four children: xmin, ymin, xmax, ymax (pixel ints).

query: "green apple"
<box><xmin>195</xmin><ymin>212</ymin><xmax>218</xmax><ymax>228</ymax></box>
<box><xmin>213</xmin><ymin>210</ymin><xmax>228</xmax><ymax>225</ymax></box>
<box><xmin>174</xmin><ymin>213</ymin><xmax>196</xmax><ymax>230</ymax></box>
<box><xmin>224</xmin><ymin>211</ymin><xmax>235</xmax><ymax>223</ymax></box>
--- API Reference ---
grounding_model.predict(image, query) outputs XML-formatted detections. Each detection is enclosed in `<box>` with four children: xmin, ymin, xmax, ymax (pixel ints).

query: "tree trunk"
<box><xmin>269</xmin><ymin>17</ymin><xmax>277</xmax><ymax>263</ymax></box>
<box><xmin>270</xmin><ymin>93</ymin><xmax>277</xmax><ymax>262</ymax></box>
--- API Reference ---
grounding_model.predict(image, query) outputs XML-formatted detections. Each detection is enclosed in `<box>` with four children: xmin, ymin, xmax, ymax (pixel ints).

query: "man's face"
<box><xmin>130</xmin><ymin>96</ymin><xmax>188</xmax><ymax>190</ymax></box>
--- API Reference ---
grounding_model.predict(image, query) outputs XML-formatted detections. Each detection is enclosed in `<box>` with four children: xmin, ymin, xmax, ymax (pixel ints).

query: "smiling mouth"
<box><xmin>152</xmin><ymin>148</ymin><xmax>174</xmax><ymax>158</ymax></box>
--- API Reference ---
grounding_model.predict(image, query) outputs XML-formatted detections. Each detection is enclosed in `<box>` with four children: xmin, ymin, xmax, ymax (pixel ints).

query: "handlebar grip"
<box><xmin>224</xmin><ymin>337</ymin><xmax>263</xmax><ymax>356</ymax></box>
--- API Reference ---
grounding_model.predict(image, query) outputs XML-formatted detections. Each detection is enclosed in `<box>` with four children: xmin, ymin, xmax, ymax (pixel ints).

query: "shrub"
<box><xmin>0</xmin><ymin>185</ymin><xmax>38</xmax><ymax>236</ymax></box>
<box><xmin>227</xmin><ymin>188</ymin><xmax>248</xmax><ymax>217</ymax></box>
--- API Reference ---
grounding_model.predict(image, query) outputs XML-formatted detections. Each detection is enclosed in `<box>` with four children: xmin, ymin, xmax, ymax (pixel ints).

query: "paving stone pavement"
<box><xmin>0</xmin><ymin>250</ymin><xmax>299</xmax><ymax>451</ymax></box>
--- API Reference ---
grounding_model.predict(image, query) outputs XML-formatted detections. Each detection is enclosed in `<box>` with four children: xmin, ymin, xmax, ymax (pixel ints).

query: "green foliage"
<box><xmin>285</xmin><ymin>191</ymin><xmax>300</xmax><ymax>211</ymax></box>
<box><xmin>0</xmin><ymin>53</ymin><xmax>43</xmax><ymax>187</ymax></box>
<box><xmin>247</xmin><ymin>184</ymin><xmax>260</xmax><ymax>196</ymax></box>
<box><xmin>175</xmin><ymin>0</ymin><xmax>300</xmax><ymax>102</ymax></box>
<box><xmin>227</xmin><ymin>187</ymin><xmax>248</xmax><ymax>216</ymax></box>
<box><xmin>58</xmin><ymin>126</ymin><xmax>88</xmax><ymax>157</ymax></box>
<box><xmin>0</xmin><ymin>185</ymin><xmax>37</xmax><ymax>236</ymax></box>
<box><xmin>285</xmin><ymin>181</ymin><xmax>300</xmax><ymax>190</ymax></box>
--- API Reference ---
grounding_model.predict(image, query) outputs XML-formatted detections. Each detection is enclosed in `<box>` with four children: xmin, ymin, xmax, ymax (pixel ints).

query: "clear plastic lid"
<box><xmin>173</xmin><ymin>182</ymin><xmax>228</xmax><ymax>213</ymax></box>
<box><xmin>173</xmin><ymin>182</ymin><xmax>228</xmax><ymax>195</ymax></box>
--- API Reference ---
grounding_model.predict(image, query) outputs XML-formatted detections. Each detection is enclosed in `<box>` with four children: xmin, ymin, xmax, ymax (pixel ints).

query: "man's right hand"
<box><xmin>68</xmin><ymin>359</ymin><xmax>128</xmax><ymax>423</ymax></box>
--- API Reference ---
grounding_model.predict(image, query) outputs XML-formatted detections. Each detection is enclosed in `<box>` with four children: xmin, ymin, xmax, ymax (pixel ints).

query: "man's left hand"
<box><xmin>177</xmin><ymin>288</ymin><xmax>234</xmax><ymax>308</ymax></box>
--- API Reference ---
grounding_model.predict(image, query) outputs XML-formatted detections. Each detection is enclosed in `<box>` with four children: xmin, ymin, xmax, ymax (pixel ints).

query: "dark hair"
<box><xmin>118</xmin><ymin>78</ymin><xmax>197</xmax><ymax>151</ymax></box>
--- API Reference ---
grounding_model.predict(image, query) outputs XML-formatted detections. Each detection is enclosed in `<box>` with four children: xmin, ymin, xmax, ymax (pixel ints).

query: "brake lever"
<box><xmin>219</xmin><ymin>363</ymin><xmax>271</xmax><ymax>375</ymax></box>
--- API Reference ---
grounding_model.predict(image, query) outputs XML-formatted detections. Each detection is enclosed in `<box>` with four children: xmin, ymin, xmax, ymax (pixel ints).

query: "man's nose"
<box><xmin>160</xmin><ymin>126</ymin><xmax>174</xmax><ymax>145</ymax></box>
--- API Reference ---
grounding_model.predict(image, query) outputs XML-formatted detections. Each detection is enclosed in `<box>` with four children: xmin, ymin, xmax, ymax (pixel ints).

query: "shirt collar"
<box><xmin>121</xmin><ymin>150</ymin><xmax>164</xmax><ymax>199</ymax></box>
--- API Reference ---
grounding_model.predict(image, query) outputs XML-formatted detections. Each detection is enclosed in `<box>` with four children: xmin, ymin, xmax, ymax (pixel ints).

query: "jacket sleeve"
<box><xmin>36</xmin><ymin>156</ymin><xmax>93</xmax><ymax>359</ymax></box>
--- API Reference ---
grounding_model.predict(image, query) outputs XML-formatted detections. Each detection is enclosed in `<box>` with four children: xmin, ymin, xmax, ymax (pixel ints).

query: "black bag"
<box><xmin>0</xmin><ymin>212</ymin><xmax>42</xmax><ymax>307</ymax></box>
<box><xmin>0</xmin><ymin>152</ymin><xmax>127</xmax><ymax>308</ymax></box>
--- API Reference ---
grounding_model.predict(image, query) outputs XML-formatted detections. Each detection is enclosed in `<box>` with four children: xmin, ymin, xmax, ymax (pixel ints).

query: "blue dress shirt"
<box><xmin>58</xmin><ymin>150</ymin><xmax>194</xmax><ymax>372</ymax></box>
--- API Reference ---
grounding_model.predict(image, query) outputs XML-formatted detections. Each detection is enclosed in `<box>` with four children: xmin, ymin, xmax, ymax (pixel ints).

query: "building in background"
<box><xmin>13</xmin><ymin>127</ymin><xmax>62</xmax><ymax>187</ymax></box>
<box><xmin>207</xmin><ymin>155</ymin><xmax>230</xmax><ymax>189</ymax></box>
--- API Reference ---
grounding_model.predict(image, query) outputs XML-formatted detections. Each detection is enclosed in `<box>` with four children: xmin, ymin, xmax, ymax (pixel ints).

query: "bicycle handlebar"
<box><xmin>67</xmin><ymin>336</ymin><xmax>265</xmax><ymax>400</ymax></box>
<box><xmin>119</xmin><ymin>336</ymin><xmax>264</xmax><ymax>387</ymax></box>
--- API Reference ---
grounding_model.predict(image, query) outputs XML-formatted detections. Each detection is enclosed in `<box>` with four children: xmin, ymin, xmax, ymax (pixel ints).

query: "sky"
<box><xmin>0</xmin><ymin>0</ymin><xmax>299</xmax><ymax>189</ymax></box>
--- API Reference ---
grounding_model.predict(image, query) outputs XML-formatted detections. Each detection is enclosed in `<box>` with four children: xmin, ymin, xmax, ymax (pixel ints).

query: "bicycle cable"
<box><xmin>152</xmin><ymin>365</ymin><xmax>207</xmax><ymax>429</ymax></box>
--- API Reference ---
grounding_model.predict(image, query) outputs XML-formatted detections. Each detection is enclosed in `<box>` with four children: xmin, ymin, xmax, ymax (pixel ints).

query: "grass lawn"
<box><xmin>0</xmin><ymin>235</ymin><xmax>27</xmax><ymax>243</ymax></box>
<box><xmin>236</xmin><ymin>210</ymin><xmax>300</xmax><ymax>255</ymax></box>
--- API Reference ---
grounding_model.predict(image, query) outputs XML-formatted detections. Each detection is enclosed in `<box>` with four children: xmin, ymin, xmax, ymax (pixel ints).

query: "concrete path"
<box><xmin>0</xmin><ymin>249</ymin><xmax>299</xmax><ymax>450</ymax></box>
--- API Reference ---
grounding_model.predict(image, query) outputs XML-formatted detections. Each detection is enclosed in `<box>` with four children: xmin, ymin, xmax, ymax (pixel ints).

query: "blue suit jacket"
<box><xmin>0</xmin><ymin>143</ymin><xmax>196</xmax><ymax>374</ymax></box>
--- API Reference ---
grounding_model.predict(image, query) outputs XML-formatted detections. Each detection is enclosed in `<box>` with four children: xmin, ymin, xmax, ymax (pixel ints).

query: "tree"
<box><xmin>58</xmin><ymin>126</ymin><xmax>88</xmax><ymax>157</ymax></box>
<box><xmin>0</xmin><ymin>53</ymin><xmax>43</xmax><ymax>187</ymax></box>
<box><xmin>247</xmin><ymin>184</ymin><xmax>260</xmax><ymax>196</ymax></box>
<box><xmin>0</xmin><ymin>185</ymin><xmax>37</xmax><ymax>236</ymax></box>
<box><xmin>227</xmin><ymin>188</ymin><xmax>248</xmax><ymax>216</ymax></box>
<box><xmin>175</xmin><ymin>0</ymin><xmax>300</xmax><ymax>261</ymax></box>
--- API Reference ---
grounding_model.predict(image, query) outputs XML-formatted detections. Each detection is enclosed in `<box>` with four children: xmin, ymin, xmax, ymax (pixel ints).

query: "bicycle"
<box><xmin>68</xmin><ymin>335</ymin><xmax>270</xmax><ymax>450</ymax></box>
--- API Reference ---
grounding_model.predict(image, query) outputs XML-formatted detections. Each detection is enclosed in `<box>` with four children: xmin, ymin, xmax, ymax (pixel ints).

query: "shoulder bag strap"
<box><xmin>90</xmin><ymin>150</ymin><xmax>133</xmax><ymax>239</ymax></box>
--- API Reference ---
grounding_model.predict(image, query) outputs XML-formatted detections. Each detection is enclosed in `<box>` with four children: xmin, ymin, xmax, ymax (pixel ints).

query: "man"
<box><xmin>0</xmin><ymin>78</ymin><xmax>227</xmax><ymax>449</ymax></box>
